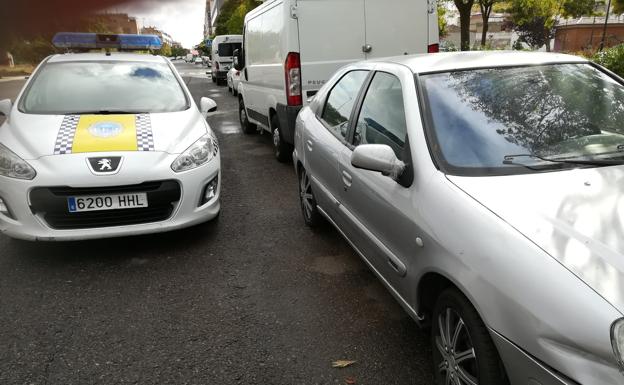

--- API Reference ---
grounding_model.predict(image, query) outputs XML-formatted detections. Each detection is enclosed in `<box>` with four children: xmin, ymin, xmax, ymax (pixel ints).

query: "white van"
<box><xmin>211</xmin><ymin>35</ymin><xmax>243</xmax><ymax>85</ymax></box>
<box><xmin>235</xmin><ymin>0</ymin><xmax>439</xmax><ymax>162</ymax></box>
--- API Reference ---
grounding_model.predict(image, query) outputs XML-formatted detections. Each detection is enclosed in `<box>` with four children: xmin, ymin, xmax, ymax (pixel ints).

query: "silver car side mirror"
<box><xmin>200</xmin><ymin>97</ymin><xmax>217</xmax><ymax>117</ymax></box>
<box><xmin>351</xmin><ymin>144</ymin><xmax>405</xmax><ymax>180</ymax></box>
<box><xmin>0</xmin><ymin>99</ymin><xmax>12</xmax><ymax>117</ymax></box>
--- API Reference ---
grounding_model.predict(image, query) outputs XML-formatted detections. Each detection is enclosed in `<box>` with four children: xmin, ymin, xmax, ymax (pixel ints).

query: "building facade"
<box><xmin>555</xmin><ymin>16</ymin><xmax>624</xmax><ymax>52</ymax></box>
<box><xmin>88</xmin><ymin>13</ymin><xmax>139</xmax><ymax>34</ymax></box>
<box><xmin>204</xmin><ymin>0</ymin><xmax>213</xmax><ymax>38</ymax></box>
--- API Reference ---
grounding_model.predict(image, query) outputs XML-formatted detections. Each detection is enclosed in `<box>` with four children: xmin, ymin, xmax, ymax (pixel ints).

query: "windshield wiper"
<box><xmin>503</xmin><ymin>153</ymin><xmax>624</xmax><ymax>168</ymax></box>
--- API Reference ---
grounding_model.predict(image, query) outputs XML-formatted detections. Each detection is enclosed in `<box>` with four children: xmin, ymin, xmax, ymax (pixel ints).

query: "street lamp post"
<box><xmin>599</xmin><ymin>0</ymin><xmax>613</xmax><ymax>51</ymax></box>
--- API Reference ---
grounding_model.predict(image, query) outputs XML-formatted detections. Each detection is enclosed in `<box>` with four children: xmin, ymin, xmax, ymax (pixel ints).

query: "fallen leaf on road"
<box><xmin>345</xmin><ymin>376</ymin><xmax>356</xmax><ymax>384</ymax></box>
<box><xmin>332</xmin><ymin>360</ymin><xmax>356</xmax><ymax>368</ymax></box>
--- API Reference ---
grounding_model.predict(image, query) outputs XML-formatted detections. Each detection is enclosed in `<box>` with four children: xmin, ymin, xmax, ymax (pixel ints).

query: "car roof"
<box><xmin>46</xmin><ymin>52</ymin><xmax>167</xmax><ymax>64</ymax></box>
<box><xmin>376</xmin><ymin>51</ymin><xmax>589</xmax><ymax>74</ymax></box>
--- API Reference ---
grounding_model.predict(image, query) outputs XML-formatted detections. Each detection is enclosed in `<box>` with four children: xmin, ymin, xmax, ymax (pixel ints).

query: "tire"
<box><xmin>431</xmin><ymin>289</ymin><xmax>508</xmax><ymax>385</ymax></box>
<box><xmin>239</xmin><ymin>98</ymin><xmax>256</xmax><ymax>135</ymax></box>
<box><xmin>271</xmin><ymin>115</ymin><xmax>294</xmax><ymax>163</ymax></box>
<box><xmin>212</xmin><ymin>75</ymin><xmax>216</xmax><ymax>83</ymax></box>
<box><xmin>298</xmin><ymin>166</ymin><xmax>322</xmax><ymax>227</ymax></box>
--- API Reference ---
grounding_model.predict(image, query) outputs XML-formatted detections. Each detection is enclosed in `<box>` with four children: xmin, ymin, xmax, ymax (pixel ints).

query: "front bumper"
<box><xmin>0</xmin><ymin>151</ymin><xmax>221</xmax><ymax>241</ymax></box>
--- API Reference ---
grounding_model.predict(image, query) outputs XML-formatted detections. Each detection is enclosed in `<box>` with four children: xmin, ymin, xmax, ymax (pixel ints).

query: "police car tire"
<box><xmin>239</xmin><ymin>98</ymin><xmax>256</xmax><ymax>135</ymax></box>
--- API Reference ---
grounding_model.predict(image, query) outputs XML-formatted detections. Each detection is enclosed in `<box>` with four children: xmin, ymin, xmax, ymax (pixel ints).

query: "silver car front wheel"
<box><xmin>432</xmin><ymin>289</ymin><xmax>508</xmax><ymax>385</ymax></box>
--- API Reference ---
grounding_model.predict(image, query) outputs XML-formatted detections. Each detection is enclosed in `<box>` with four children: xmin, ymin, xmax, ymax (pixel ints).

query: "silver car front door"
<box><xmin>305</xmin><ymin>70</ymin><xmax>369</xmax><ymax>221</ymax></box>
<box><xmin>336</xmin><ymin>71</ymin><xmax>418</xmax><ymax>293</ymax></box>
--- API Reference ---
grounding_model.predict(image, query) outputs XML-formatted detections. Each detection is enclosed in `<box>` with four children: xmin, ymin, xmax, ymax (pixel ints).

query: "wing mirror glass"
<box><xmin>0</xmin><ymin>99</ymin><xmax>12</xmax><ymax>117</ymax></box>
<box><xmin>200</xmin><ymin>97</ymin><xmax>217</xmax><ymax>117</ymax></box>
<box><xmin>351</xmin><ymin>144</ymin><xmax>405</xmax><ymax>180</ymax></box>
<box><xmin>233</xmin><ymin>48</ymin><xmax>244</xmax><ymax>71</ymax></box>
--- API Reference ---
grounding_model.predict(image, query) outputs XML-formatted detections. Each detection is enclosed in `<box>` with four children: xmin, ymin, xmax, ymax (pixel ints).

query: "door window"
<box><xmin>320</xmin><ymin>71</ymin><xmax>369</xmax><ymax>140</ymax></box>
<box><xmin>354</xmin><ymin>72</ymin><xmax>407</xmax><ymax>159</ymax></box>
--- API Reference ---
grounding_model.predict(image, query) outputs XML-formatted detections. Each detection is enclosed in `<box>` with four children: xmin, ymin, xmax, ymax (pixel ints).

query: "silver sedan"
<box><xmin>293</xmin><ymin>51</ymin><xmax>624</xmax><ymax>385</ymax></box>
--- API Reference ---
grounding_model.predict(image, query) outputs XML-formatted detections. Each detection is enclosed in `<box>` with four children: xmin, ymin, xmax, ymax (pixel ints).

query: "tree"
<box><xmin>438</xmin><ymin>1</ymin><xmax>449</xmax><ymax>38</ymax></box>
<box><xmin>454</xmin><ymin>0</ymin><xmax>476</xmax><ymax>50</ymax></box>
<box><xmin>615</xmin><ymin>0</ymin><xmax>624</xmax><ymax>14</ymax></box>
<box><xmin>562</xmin><ymin>0</ymin><xmax>598</xmax><ymax>16</ymax></box>
<box><xmin>478</xmin><ymin>0</ymin><xmax>499</xmax><ymax>47</ymax></box>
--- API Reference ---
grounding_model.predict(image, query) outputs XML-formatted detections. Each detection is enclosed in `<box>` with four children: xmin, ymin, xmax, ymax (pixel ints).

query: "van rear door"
<box><xmin>296</xmin><ymin>0</ymin><xmax>366</xmax><ymax>99</ymax></box>
<box><xmin>363</xmin><ymin>0</ymin><xmax>431</xmax><ymax>58</ymax></box>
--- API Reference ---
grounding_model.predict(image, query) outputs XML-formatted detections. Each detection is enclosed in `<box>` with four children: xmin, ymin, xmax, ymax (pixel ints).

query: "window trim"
<box><xmin>316</xmin><ymin>70</ymin><xmax>372</xmax><ymax>147</ymax></box>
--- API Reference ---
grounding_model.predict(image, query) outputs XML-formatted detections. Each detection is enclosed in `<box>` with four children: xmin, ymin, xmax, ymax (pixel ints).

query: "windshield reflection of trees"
<box><xmin>449</xmin><ymin>65</ymin><xmax>624</xmax><ymax>156</ymax></box>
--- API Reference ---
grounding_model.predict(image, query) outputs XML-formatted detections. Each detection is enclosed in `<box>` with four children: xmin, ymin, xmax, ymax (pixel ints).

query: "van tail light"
<box><xmin>285</xmin><ymin>52</ymin><xmax>302</xmax><ymax>106</ymax></box>
<box><xmin>236</xmin><ymin>71</ymin><xmax>240</xmax><ymax>76</ymax></box>
<box><xmin>428</xmin><ymin>43</ymin><xmax>440</xmax><ymax>53</ymax></box>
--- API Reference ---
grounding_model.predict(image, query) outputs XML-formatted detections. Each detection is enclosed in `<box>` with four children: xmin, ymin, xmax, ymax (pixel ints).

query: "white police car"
<box><xmin>0</xmin><ymin>33</ymin><xmax>221</xmax><ymax>240</ymax></box>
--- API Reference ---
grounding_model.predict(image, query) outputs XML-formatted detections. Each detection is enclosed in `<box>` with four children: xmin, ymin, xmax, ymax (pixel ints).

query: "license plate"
<box><xmin>67</xmin><ymin>193</ymin><xmax>148</xmax><ymax>213</ymax></box>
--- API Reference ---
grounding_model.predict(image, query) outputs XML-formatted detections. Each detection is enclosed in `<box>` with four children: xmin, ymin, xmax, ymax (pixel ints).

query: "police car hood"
<box><xmin>2</xmin><ymin>108</ymin><xmax>207</xmax><ymax>160</ymax></box>
<box><xmin>448</xmin><ymin>166</ymin><xmax>624</xmax><ymax>313</ymax></box>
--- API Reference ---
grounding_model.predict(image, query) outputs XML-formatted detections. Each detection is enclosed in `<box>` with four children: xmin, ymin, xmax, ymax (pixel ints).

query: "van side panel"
<box><xmin>243</xmin><ymin>1</ymin><xmax>289</xmax><ymax>129</ymax></box>
<box><xmin>296</xmin><ymin>0</ymin><xmax>366</xmax><ymax>99</ymax></box>
<box><xmin>363</xmin><ymin>0</ymin><xmax>429</xmax><ymax>58</ymax></box>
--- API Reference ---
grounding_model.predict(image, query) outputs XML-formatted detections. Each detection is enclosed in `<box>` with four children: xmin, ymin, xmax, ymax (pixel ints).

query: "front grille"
<box><xmin>30</xmin><ymin>181</ymin><xmax>181</xmax><ymax>230</ymax></box>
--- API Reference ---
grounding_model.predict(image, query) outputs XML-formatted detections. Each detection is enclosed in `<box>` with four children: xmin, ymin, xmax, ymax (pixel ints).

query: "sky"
<box><xmin>110</xmin><ymin>0</ymin><xmax>206</xmax><ymax>48</ymax></box>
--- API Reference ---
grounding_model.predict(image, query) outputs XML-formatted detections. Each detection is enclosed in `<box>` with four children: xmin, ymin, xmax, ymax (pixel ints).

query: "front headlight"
<box><xmin>0</xmin><ymin>143</ymin><xmax>36</xmax><ymax>180</ymax></box>
<box><xmin>170</xmin><ymin>133</ymin><xmax>218</xmax><ymax>173</ymax></box>
<box><xmin>611</xmin><ymin>318</ymin><xmax>624</xmax><ymax>371</ymax></box>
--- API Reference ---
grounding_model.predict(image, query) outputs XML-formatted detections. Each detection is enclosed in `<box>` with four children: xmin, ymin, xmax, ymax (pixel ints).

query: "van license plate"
<box><xmin>67</xmin><ymin>193</ymin><xmax>148</xmax><ymax>213</ymax></box>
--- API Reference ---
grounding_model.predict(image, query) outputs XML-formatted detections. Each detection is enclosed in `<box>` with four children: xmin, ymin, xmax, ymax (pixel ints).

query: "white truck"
<box><xmin>211</xmin><ymin>35</ymin><xmax>243</xmax><ymax>85</ymax></box>
<box><xmin>235</xmin><ymin>0</ymin><xmax>439</xmax><ymax>162</ymax></box>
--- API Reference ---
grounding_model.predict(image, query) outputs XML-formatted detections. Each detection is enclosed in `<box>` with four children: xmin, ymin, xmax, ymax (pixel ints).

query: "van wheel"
<box><xmin>432</xmin><ymin>289</ymin><xmax>508</xmax><ymax>385</ymax></box>
<box><xmin>271</xmin><ymin>115</ymin><xmax>293</xmax><ymax>163</ymax></box>
<box><xmin>212</xmin><ymin>75</ymin><xmax>216</xmax><ymax>83</ymax></box>
<box><xmin>239</xmin><ymin>98</ymin><xmax>256</xmax><ymax>135</ymax></box>
<box><xmin>298</xmin><ymin>166</ymin><xmax>322</xmax><ymax>227</ymax></box>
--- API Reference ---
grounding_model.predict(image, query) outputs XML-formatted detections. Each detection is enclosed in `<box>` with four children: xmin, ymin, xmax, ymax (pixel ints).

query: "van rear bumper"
<box><xmin>277</xmin><ymin>103</ymin><xmax>302</xmax><ymax>145</ymax></box>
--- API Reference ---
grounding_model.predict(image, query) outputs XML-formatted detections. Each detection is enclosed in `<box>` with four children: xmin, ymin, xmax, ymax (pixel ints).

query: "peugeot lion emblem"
<box><xmin>88</xmin><ymin>156</ymin><xmax>122</xmax><ymax>174</ymax></box>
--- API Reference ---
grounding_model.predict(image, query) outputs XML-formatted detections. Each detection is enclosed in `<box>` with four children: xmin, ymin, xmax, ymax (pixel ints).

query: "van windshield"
<box><xmin>218</xmin><ymin>43</ymin><xmax>242</xmax><ymax>57</ymax></box>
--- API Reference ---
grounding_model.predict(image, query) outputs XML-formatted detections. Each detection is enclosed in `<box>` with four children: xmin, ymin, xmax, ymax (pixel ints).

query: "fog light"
<box><xmin>200</xmin><ymin>176</ymin><xmax>219</xmax><ymax>205</ymax></box>
<box><xmin>0</xmin><ymin>197</ymin><xmax>12</xmax><ymax>218</ymax></box>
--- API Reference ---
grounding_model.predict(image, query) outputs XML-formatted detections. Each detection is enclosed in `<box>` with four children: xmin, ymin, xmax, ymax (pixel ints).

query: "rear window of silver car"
<box><xmin>19</xmin><ymin>61</ymin><xmax>189</xmax><ymax>114</ymax></box>
<box><xmin>420</xmin><ymin>63</ymin><xmax>624</xmax><ymax>176</ymax></box>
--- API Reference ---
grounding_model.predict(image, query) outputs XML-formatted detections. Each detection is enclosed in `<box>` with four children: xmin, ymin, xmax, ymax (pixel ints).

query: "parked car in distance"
<box><xmin>293</xmin><ymin>51</ymin><xmax>624</xmax><ymax>384</ymax></box>
<box><xmin>227</xmin><ymin>67</ymin><xmax>241</xmax><ymax>96</ymax></box>
<box><xmin>235</xmin><ymin>0</ymin><xmax>439</xmax><ymax>162</ymax></box>
<box><xmin>211</xmin><ymin>34</ymin><xmax>242</xmax><ymax>86</ymax></box>
<box><xmin>194</xmin><ymin>57</ymin><xmax>203</xmax><ymax>65</ymax></box>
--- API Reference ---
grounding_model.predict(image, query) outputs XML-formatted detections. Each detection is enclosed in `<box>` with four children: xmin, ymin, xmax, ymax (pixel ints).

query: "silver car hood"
<box><xmin>448</xmin><ymin>166</ymin><xmax>624</xmax><ymax>314</ymax></box>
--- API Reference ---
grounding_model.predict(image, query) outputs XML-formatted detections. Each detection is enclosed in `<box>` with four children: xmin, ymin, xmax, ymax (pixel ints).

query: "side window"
<box><xmin>354</xmin><ymin>72</ymin><xmax>407</xmax><ymax>160</ymax></box>
<box><xmin>320</xmin><ymin>71</ymin><xmax>369</xmax><ymax>140</ymax></box>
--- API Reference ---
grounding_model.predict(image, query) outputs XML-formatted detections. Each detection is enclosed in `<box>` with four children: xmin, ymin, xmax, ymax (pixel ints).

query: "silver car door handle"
<box><xmin>342</xmin><ymin>171</ymin><xmax>353</xmax><ymax>189</ymax></box>
<box><xmin>306</xmin><ymin>140</ymin><xmax>314</xmax><ymax>152</ymax></box>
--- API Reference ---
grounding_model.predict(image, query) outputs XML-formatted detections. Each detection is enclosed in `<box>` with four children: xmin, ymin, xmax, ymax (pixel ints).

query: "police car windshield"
<box><xmin>19</xmin><ymin>61</ymin><xmax>188</xmax><ymax>114</ymax></box>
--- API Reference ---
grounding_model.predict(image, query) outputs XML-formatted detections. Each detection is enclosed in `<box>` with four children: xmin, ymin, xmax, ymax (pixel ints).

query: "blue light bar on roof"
<box><xmin>52</xmin><ymin>33</ymin><xmax>163</xmax><ymax>50</ymax></box>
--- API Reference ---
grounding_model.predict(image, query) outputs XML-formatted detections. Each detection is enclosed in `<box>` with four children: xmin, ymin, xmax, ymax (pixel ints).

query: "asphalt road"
<box><xmin>0</xmin><ymin>61</ymin><xmax>433</xmax><ymax>385</ymax></box>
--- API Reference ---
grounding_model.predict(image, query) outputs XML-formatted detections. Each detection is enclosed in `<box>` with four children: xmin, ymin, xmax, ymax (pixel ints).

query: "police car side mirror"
<box><xmin>0</xmin><ymin>99</ymin><xmax>12</xmax><ymax>117</ymax></box>
<box><xmin>200</xmin><ymin>97</ymin><xmax>217</xmax><ymax>116</ymax></box>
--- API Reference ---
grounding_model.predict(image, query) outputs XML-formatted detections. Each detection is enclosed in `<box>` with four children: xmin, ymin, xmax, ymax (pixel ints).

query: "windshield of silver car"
<box><xmin>420</xmin><ymin>63</ymin><xmax>624</xmax><ymax>176</ymax></box>
<box><xmin>19</xmin><ymin>61</ymin><xmax>188</xmax><ymax>114</ymax></box>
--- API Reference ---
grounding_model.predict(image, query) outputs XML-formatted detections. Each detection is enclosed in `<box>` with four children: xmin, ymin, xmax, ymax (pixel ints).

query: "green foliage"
<box><xmin>615</xmin><ymin>0</ymin><xmax>624</xmax><ymax>15</ymax></box>
<box><xmin>562</xmin><ymin>0</ymin><xmax>597</xmax><ymax>18</ymax></box>
<box><xmin>11</xmin><ymin>37</ymin><xmax>57</xmax><ymax>64</ymax></box>
<box><xmin>215</xmin><ymin>0</ymin><xmax>261</xmax><ymax>35</ymax></box>
<box><xmin>438</xmin><ymin>1</ymin><xmax>448</xmax><ymax>38</ymax></box>
<box><xmin>592</xmin><ymin>44</ymin><xmax>624</xmax><ymax>77</ymax></box>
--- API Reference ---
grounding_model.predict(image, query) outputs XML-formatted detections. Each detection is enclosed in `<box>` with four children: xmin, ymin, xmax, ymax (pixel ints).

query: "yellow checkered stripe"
<box><xmin>53</xmin><ymin>114</ymin><xmax>154</xmax><ymax>155</ymax></box>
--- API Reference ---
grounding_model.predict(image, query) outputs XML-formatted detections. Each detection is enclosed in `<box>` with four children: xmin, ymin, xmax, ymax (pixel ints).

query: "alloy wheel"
<box><xmin>299</xmin><ymin>169</ymin><xmax>314</xmax><ymax>220</ymax></box>
<box><xmin>434</xmin><ymin>308</ymin><xmax>479</xmax><ymax>385</ymax></box>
